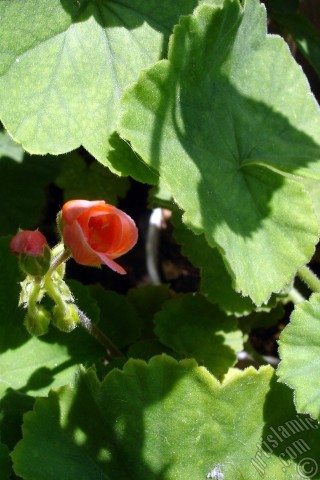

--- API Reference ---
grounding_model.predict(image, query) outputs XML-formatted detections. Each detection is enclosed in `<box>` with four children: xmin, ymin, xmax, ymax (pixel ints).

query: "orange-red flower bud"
<box><xmin>10</xmin><ymin>230</ymin><xmax>48</xmax><ymax>256</ymax></box>
<box><xmin>61</xmin><ymin>200</ymin><xmax>138</xmax><ymax>274</ymax></box>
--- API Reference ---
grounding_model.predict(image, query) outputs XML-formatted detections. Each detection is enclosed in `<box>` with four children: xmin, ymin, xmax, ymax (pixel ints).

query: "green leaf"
<box><xmin>273</xmin><ymin>13</ymin><xmax>320</xmax><ymax>78</ymax></box>
<box><xmin>0</xmin><ymin>0</ymin><xmax>200</xmax><ymax>179</ymax></box>
<box><xmin>119</xmin><ymin>0</ymin><xmax>320</xmax><ymax>305</ymax></box>
<box><xmin>278</xmin><ymin>293</ymin><xmax>320</xmax><ymax>421</ymax></box>
<box><xmin>0</xmin><ymin>130</ymin><xmax>24</xmax><ymax>162</ymax></box>
<box><xmin>172</xmin><ymin>211</ymin><xmax>256</xmax><ymax>315</ymax></box>
<box><xmin>108</xmin><ymin>133</ymin><xmax>158</xmax><ymax>185</ymax></box>
<box><xmin>55</xmin><ymin>152</ymin><xmax>130</xmax><ymax>204</ymax></box>
<box><xmin>154</xmin><ymin>293</ymin><xmax>243</xmax><ymax>376</ymax></box>
<box><xmin>127</xmin><ymin>285</ymin><xmax>172</xmax><ymax>338</ymax></box>
<box><xmin>148</xmin><ymin>179</ymin><xmax>174</xmax><ymax>209</ymax></box>
<box><xmin>12</xmin><ymin>359</ymin><xmax>320</xmax><ymax>480</ymax></box>
<box><xmin>67</xmin><ymin>280</ymin><xmax>101</xmax><ymax>325</ymax></box>
<box><xmin>127</xmin><ymin>339</ymin><xmax>172</xmax><ymax>360</ymax></box>
<box><xmin>0</xmin><ymin>443</ymin><xmax>11</xmax><ymax>480</ymax></box>
<box><xmin>0</xmin><ymin>390</ymin><xmax>34</xmax><ymax>451</ymax></box>
<box><xmin>89</xmin><ymin>286</ymin><xmax>142</xmax><ymax>348</ymax></box>
<box><xmin>0</xmin><ymin>154</ymin><xmax>60</xmax><ymax>235</ymax></box>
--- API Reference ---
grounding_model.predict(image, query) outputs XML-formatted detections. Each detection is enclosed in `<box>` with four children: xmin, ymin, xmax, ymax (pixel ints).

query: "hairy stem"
<box><xmin>298</xmin><ymin>265</ymin><xmax>320</xmax><ymax>293</ymax></box>
<box><xmin>77</xmin><ymin>309</ymin><xmax>124</xmax><ymax>360</ymax></box>
<box><xmin>46</xmin><ymin>248</ymin><xmax>71</xmax><ymax>278</ymax></box>
<box><xmin>287</xmin><ymin>287</ymin><xmax>306</xmax><ymax>304</ymax></box>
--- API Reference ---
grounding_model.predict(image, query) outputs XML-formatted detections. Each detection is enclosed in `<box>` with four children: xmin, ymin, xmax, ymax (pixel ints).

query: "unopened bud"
<box><xmin>19</xmin><ymin>245</ymin><xmax>51</xmax><ymax>276</ymax></box>
<box><xmin>10</xmin><ymin>230</ymin><xmax>51</xmax><ymax>276</ymax></box>
<box><xmin>24</xmin><ymin>306</ymin><xmax>51</xmax><ymax>336</ymax></box>
<box><xmin>52</xmin><ymin>304</ymin><xmax>79</xmax><ymax>332</ymax></box>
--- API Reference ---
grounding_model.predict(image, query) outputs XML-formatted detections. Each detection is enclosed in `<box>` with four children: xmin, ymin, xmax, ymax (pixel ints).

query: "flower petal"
<box><xmin>63</xmin><ymin>221</ymin><xmax>101</xmax><ymax>266</ymax></box>
<box><xmin>95</xmin><ymin>251</ymin><xmax>127</xmax><ymax>274</ymax></box>
<box><xmin>62</xmin><ymin>200</ymin><xmax>105</xmax><ymax>225</ymax></box>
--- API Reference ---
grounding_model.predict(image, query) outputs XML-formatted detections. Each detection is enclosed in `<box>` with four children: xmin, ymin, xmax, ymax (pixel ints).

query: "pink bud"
<box><xmin>10</xmin><ymin>230</ymin><xmax>48</xmax><ymax>257</ymax></box>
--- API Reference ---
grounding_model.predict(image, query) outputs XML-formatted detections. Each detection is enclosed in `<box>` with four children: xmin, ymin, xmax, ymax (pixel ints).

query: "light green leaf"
<box><xmin>278</xmin><ymin>293</ymin><xmax>320</xmax><ymax>421</ymax></box>
<box><xmin>154</xmin><ymin>293</ymin><xmax>243</xmax><ymax>376</ymax></box>
<box><xmin>0</xmin><ymin>443</ymin><xmax>11</xmax><ymax>480</ymax></box>
<box><xmin>0</xmin><ymin>0</ymin><xmax>200</xmax><ymax>179</ymax></box>
<box><xmin>119</xmin><ymin>0</ymin><xmax>320</xmax><ymax>305</ymax></box>
<box><xmin>0</xmin><ymin>130</ymin><xmax>24</xmax><ymax>162</ymax></box>
<box><xmin>12</xmin><ymin>358</ymin><xmax>320</xmax><ymax>480</ymax></box>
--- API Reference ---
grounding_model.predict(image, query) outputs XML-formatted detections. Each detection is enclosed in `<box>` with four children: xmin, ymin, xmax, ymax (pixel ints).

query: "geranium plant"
<box><xmin>1</xmin><ymin>0</ymin><xmax>320</xmax><ymax>479</ymax></box>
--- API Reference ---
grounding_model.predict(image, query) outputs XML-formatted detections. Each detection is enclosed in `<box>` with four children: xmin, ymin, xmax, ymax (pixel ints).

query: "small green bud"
<box><xmin>24</xmin><ymin>306</ymin><xmax>51</xmax><ymax>336</ymax></box>
<box><xmin>19</xmin><ymin>245</ymin><xmax>51</xmax><ymax>277</ymax></box>
<box><xmin>52</xmin><ymin>304</ymin><xmax>79</xmax><ymax>333</ymax></box>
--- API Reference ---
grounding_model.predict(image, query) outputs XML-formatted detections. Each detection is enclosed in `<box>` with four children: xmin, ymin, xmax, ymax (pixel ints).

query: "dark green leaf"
<box><xmin>154</xmin><ymin>293</ymin><xmax>243</xmax><ymax>376</ymax></box>
<box><xmin>55</xmin><ymin>153</ymin><xmax>130</xmax><ymax>204</ymax></box>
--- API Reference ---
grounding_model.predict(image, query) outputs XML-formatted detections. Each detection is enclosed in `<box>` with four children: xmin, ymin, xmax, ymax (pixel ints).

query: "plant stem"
<box><xmin>298</xmin><ymin>266</ymin><xmax>320</xmax><ymax>293</ymax></box>
<box><xmin>287</xmin><ymin>287</ymin><xmax>306</xmax><ymax>304</ymax></box>
<box><xmin>77</xmin><ymin>309</ymin><xmax>124</xmax><ymax>360</ymax></box>
<box><xmin>27</xmin><ymin>282</ymin><xmax>42</xmax><ymax>316</ymax></box>
<box><xmin>46</xmin><ymin>248</ymin><xmax>71</xmax><ymax>278</ymax></box>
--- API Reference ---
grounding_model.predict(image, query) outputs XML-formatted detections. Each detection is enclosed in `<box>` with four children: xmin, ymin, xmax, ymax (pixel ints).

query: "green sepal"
<box><xmin>19</xmin><ymin>245</ymin><xmax>51</xmax><ymax>277</ymax></box>
<box><xmin>24</xmin><ymin>306</ymin><xmax>51</xmax><ymax>336</ymax></box>
<box><xmin>52</xmin><ymin>304</ymin><xmax>79</xmax><ymax>333</ymax></box>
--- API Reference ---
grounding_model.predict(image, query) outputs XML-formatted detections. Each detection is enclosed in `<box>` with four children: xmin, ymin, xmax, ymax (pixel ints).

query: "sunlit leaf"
<box><xmin>119</xmin><ymin>0</ymin><xmax>320</xmax><ymax>305</ymax></box>
<box><xmin>0</xmin><ymin>0</ymin><xmax>201</xmax><ymax>180</ymax></box>
<box><xmin>278</xmin><ymin>293</ymin><xmax>320</xmax><ymax>421</ymax></box>
<box><xmin>12</xmin><ymin>358</ymin><xmax>320</xmax><ymax>480</ymax></box>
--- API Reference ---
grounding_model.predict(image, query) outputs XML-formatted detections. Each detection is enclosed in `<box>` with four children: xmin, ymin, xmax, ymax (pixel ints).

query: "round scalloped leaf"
<box><xmin>119</xmin><ymin>0</ymin><xmax>320</xmax><ymax>305</ymax></box>
<box><xmin>12</xmin><ymin>358</ymin><xmax>320</xmax><ymax>480</ymax></box>
<box><xmin>0</xmin><ymin>0</ymin><xmax>200</xmax><ymax>179</ymax></box>
<box><xmin>154</xmin><ymin>293</ymin><xmax>243</xmax><ymax>376</ymax></box>
<box><xmin>278</xmin><ymin>293</ymin><xmax>320</xmax><ymax>421</ymax></box>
